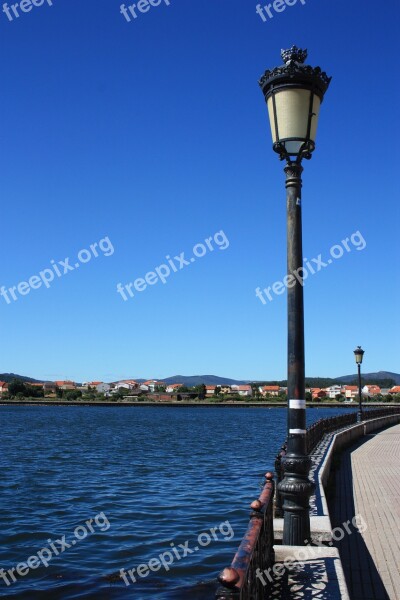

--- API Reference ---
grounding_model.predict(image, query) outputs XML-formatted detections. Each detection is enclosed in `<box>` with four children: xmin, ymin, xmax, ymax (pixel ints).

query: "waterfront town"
<box><xmin>1</xmin><ymin>378</ymin><xmax>399</xmax><ymax>402</ymax></box>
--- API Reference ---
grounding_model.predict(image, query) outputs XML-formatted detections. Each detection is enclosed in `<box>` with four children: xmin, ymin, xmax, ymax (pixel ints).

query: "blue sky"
<box><xmin>0</xmin><ymin>0</ymin><xmax>399</xmax><ymax>382</ymax></box>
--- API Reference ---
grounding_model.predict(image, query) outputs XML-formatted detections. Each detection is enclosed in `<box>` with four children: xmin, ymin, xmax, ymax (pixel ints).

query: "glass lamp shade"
<box><xmin>267</xmin><ymin>88</ymin><xmax>321</xmax><ymax>156</ymax></box>
<box><xmin>354</xmin><ymin>346</ymin><xmax>365</xmax><ymax>364</ymax></box>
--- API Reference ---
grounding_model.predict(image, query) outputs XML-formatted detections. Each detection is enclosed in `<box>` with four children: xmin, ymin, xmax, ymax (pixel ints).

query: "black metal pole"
<box><xmin>278</xmin><ymin>162</ymin><xmax>314</xmax><ymax>546</ymax></box>
<box><xmin>357</xmin><ymin>363</ymin><xmax>363</xmax><ymax>422</ymax></box>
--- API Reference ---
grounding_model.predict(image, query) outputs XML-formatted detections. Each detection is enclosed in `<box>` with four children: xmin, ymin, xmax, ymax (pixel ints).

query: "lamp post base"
<box><xmin>278</xmin><ymin>454</ymin><xmax>315</xmax><ymax>546</ymax></box>
<box><xmin>357</xmin><ymin>411</ymin><xmax>363</xmax><ymax>423</ymax></box>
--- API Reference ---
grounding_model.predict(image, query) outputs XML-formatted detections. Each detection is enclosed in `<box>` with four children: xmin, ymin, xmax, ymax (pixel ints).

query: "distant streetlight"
<box><xmin>354</xmin><ymin>346</ymin><xmax>365</xmax><ymax>422</ymax></box>
<box><xmin>259</xmin><ymin>46</ymin><xmax>331</xmax><ymax>546</ymax></box>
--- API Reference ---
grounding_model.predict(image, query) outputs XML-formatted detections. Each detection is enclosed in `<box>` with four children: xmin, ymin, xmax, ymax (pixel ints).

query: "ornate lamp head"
<box><xmin>259</xmin><ymin>47</ymin><xmax>331</xmax><ymax>162</ymax></box>
<box><xmin>354</xmin><ymin>346</ymin><xmax>365</xmax><ymax>365</ymax></box>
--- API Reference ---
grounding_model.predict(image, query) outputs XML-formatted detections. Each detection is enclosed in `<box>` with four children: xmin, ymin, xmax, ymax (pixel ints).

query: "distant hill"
<box><xmin>254</xmin><ymin>378</ymin><xmax>340</xmax><ymax>388</ymax></box>
<box><xmin>0</xmin><ymin>373</ymin><xmax>44</xmax><ymax>383</ymax></box>
<box><xmin>158</xmin><ymin>372</ymin><xmax>400</xmax><ymax>388</ymax></box>
<box><xmin>336</xmin><ymin>371</ymin><xmax>400</xmax><ymax>385</ymax></box>
<box><xmin>159</xmin><ymin>375</ymin><xmax>248</xmax><ymax>386</ymax></box>
<box><xmin>2</xmin><ymin>370</ymin><xmax>399</xmax><ymax>387</ymax></box>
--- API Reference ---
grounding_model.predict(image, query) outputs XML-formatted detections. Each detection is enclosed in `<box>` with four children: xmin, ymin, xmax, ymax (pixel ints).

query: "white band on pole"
<box><xmin>289</xmin><ymin>399</ymin><xmax>306</xmax><ymax>409</ymax></box>
<box><xmin>289</xmin><ymin>428</ymin><xmax>306</xmax><ymax>435</ymax></box>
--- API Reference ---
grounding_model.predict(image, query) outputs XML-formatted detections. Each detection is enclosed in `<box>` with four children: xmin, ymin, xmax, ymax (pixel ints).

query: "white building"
<box><xmin>144</xmin><ymin>380</ymin><xmax>161</xmax><ymax>392</ymax></box>
<box><xmin>115</xmin><ymin>380</ymin><xmax>139</xmax><ymax>391</ymax></box>
<box><xmin>166</xmin><ymin>384</ymin><xmax>183</xmax><ymax>393</ymax></box>
<box><xmin>96</xmin><ymin>383</ymin><xmax>111</xmax><ymax>393</ymax></box>
<box><xmin>325</xmin><ymin>385</ymin><xmax>343</xmax><ymax>399</ymax></box>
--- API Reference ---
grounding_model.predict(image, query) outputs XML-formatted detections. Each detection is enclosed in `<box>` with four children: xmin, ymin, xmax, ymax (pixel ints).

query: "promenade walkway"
<box><xmin>330</xmin><ymin>423</ymin><xmax>400</xmax><ymax>600</ymax></box>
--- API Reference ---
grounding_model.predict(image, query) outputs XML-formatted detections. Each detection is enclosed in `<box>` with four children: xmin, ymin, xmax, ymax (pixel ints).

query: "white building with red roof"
<box><xmin>230</xmin><ymin>384</ymin><xmax>253</xmax><ymax>397</ymax></box>
<box><xmin>389</xmin><ymin>386</ymin><xmax>400</xmax><ymax>395</ymax></box>
<box><xmin>166</xmin><ymin>383</ymin><xmax>183</xmax><ymax>393</ymax></box>
<box><xmin>362</xmin><ymin>385</ymin><xmax>381</xmax><ymax>397</ymax></box>
<box><xmin>343</xmin><ymin>385</ymin><xmax>358</xmax><ymax>399</ymax></box>
<box><xmin>259</xmin><ymin>385</ymin><xmax>280</xmax><ymax>397</ymax></box>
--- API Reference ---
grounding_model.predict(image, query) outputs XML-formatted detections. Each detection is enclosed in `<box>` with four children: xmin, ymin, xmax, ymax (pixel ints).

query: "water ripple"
<box><xmin>0</xmin><ymin>405</ymin><xmax>353</xmax><ymax>599</ymax></box>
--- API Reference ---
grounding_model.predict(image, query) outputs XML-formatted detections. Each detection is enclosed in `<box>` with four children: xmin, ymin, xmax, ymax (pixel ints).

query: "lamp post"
<box><xmin>354</xmin><ymin>346</ymin><xmax>365</xmax><ymax>422</ymax></box>
<box><xmin>259</xmin><ymin>47</ymin><xmax>331</xmax><ymax>546</ymax></box>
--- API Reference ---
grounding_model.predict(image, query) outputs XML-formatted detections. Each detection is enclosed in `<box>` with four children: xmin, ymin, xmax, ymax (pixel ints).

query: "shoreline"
<box><xmin>0</xmin><ymin>400</ymin><xmax>395</xmax><ymax>408</ymax></box>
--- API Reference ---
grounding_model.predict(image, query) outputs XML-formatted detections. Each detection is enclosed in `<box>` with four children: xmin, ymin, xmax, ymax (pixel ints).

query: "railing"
<box><xmin>363</xmin><ymin>406</ymin><xmax>400</xmax><ymax>419</ymax></box>
<box><xmin>306</xmin><ymin>406</ymin><xmax>400</xmax><ymax>454</ymax></box>
<box><xmin>216</xmin><ymin>473</ymin><xmax>275</xmax><ymax>600</ymax></box>
<box><xmin>274</xmin><ymin>406</ymin><xmax>400</xmax><ymax>516</ymax></box>
<box><xmin>306</xmin><ymin>412</ymin><xmax>357</xmax><ymax>454</ymax></box>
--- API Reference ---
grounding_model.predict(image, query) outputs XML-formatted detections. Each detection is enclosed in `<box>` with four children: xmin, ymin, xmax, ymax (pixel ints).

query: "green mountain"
<box><xmin>159</xmin><ymin>375</ymin><xmax>248</xmax><ymax>386</ymax></box>
<box><xmin>0</xmin><ymin>373</ymin><xmax>44</xmax><ymax>383</ymax></box>
<box><xmin>335</xmin><ymin>371</ymin><xmax>400</xmax><ymax>386</ymax></box>
<box><xmin>159</xmin><ymin>372</ymin><xmax>400</xmax><ymax>387</ymax></box>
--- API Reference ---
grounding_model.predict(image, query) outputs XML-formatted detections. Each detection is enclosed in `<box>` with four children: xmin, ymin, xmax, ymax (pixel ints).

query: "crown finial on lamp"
<box><xmin>281</xmin><ymin>46</ymin><xmax>308</xmax><ymax>65</ymax></box>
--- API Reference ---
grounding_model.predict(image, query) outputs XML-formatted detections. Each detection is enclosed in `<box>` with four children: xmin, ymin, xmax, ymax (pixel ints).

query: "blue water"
<box><xmin>0</xmin><ymin>405</ymin><xmax>356</xmax><ymax>599</ymax></box>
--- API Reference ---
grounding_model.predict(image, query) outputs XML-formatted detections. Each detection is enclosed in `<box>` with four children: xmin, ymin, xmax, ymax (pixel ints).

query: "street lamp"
<box><xmin>259</xmin><ymin>46</ymin><xmax>331</xmax><ymax>546</ymax></box>
<box><xmin>354</xmin><ymin>346</ymin><xmax>365</xmax><ymax>422</ymax></box>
